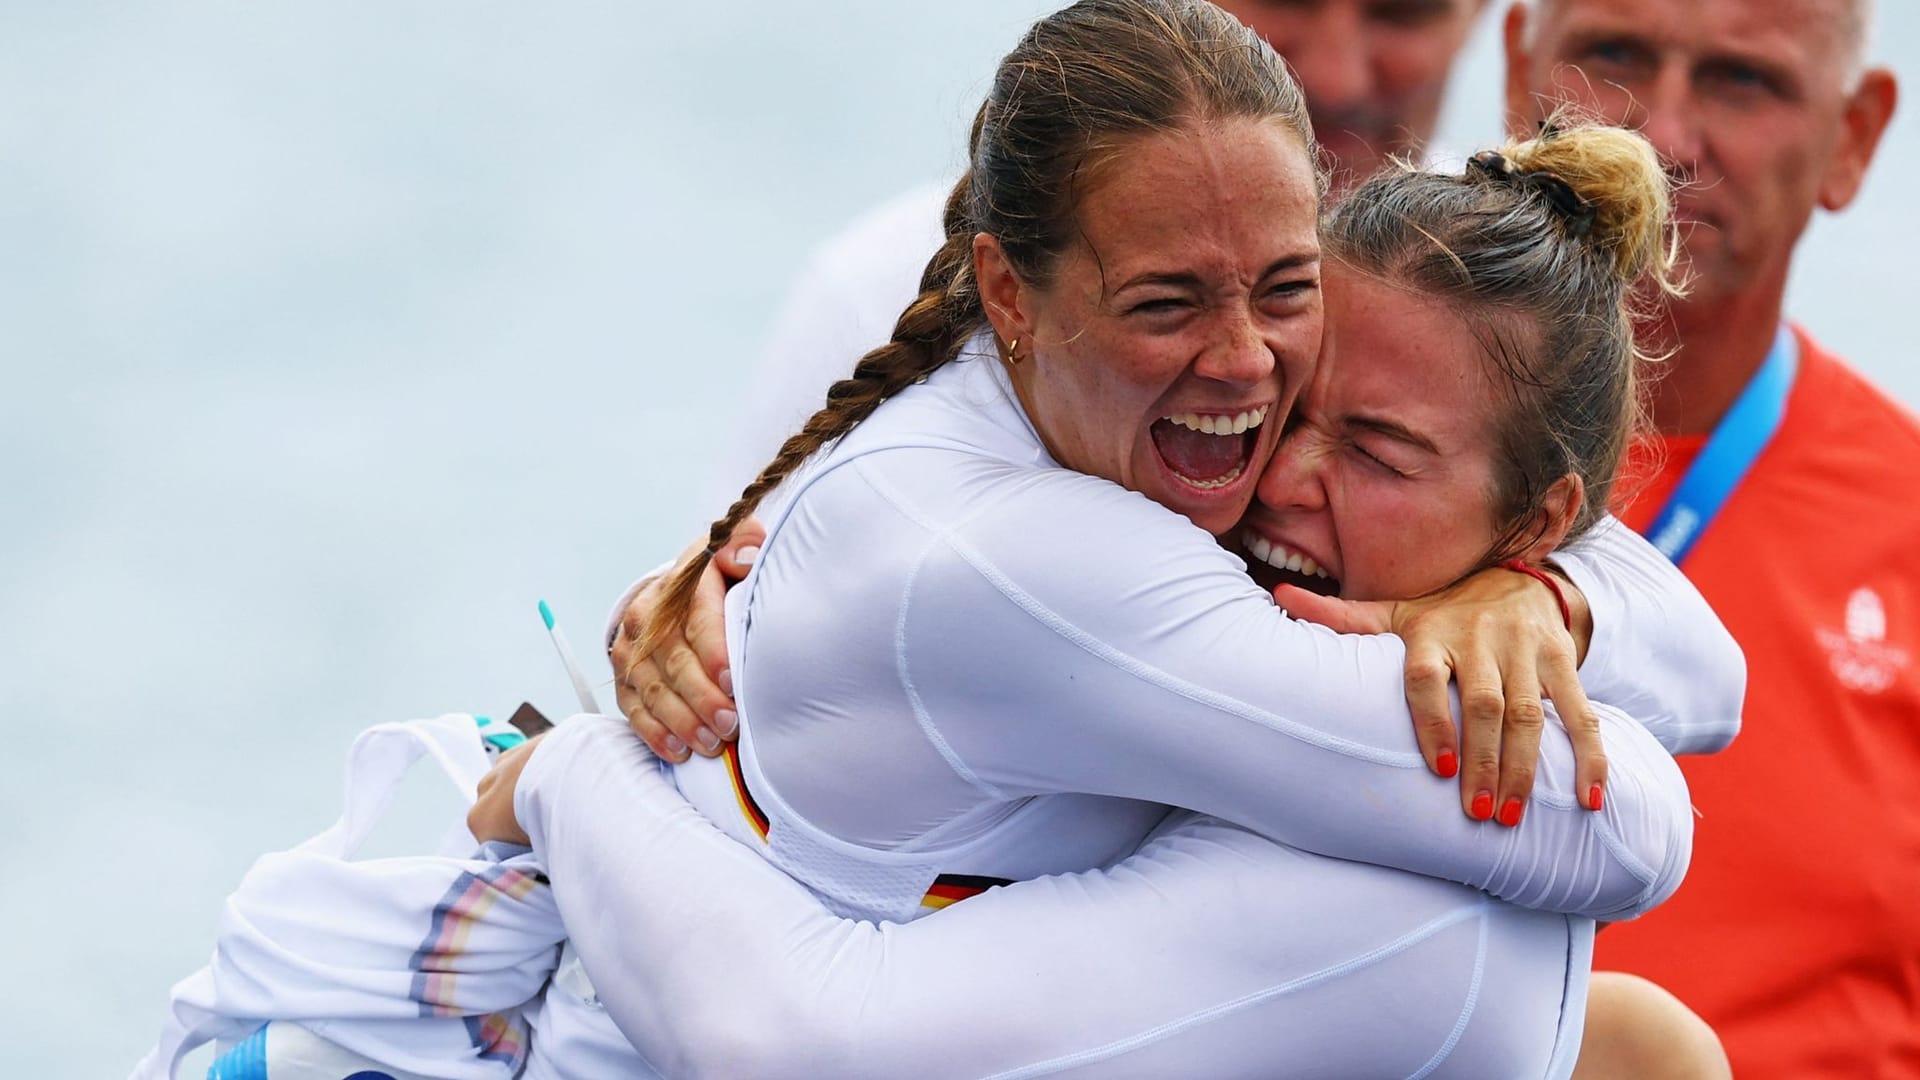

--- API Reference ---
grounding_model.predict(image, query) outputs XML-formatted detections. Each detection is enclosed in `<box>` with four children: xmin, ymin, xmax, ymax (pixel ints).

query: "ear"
<box><xmin>1501</xmin><ymin>2</ymin><xmax>1539</xmax><ymax>135</ymax></box>
<box><xmin>1819</xmin><ymin>67</ymin><xmax>1898</xmax><ymax>213</ymax></box>
<box><xmin>973</xmin><ymin>233</ymin><xmax>1037</xmax><ymax>360</ymax></box>
<box><xmin>1516</xmin><ymin>473</ymin><xmax>1585</xmax><ymax>563</ymax></box>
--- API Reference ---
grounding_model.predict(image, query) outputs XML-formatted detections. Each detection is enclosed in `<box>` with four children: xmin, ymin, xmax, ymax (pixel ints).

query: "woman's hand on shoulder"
<box><xmin>1274</xmin><ymin>565</ymin><xmax>1605</xmax><ymax>826</ymax></box>
<box><xmin>611</xmin><ymin>518</ymin><xmax>766</xmax><ymax>762</ymax></box>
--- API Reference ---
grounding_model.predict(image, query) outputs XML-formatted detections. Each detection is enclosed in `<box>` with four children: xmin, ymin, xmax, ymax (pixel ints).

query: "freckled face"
<box><xmin>1240</xmin><ymin>264</ymin><xmax>1507</xmax><ymax>600</ymax></box>
<box><xmin>1000</xmin><ymin>119</ymin><xmax>1324</xmax><ymax>539</ymax></box>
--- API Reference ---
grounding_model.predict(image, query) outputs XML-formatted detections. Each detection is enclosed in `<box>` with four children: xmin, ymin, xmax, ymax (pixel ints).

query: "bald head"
<box><xmin>1505</xmin><ymin>0</ymin><xmax>1898</xmax><ymax>329</ymax></box>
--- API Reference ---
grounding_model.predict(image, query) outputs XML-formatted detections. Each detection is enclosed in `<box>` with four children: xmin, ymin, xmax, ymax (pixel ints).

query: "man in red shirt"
<box><xmin>1503</xmin><ymin>1</ymin><xmax>1916</xmax><ymax>1075</ymax></box>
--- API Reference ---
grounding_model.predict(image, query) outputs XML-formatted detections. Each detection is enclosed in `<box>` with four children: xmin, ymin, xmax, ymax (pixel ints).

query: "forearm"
<box><xmin>519</xmin><ymin>720</ymin><xmax>1583</xmax><ymax>1078</ymax></box>
<box><xmin>901</xmin><ymin>532</ymin><xmax>1690</xmax><ymax>919</ymax></box>
<box><xmin>519</xmin><ymin>718</ymin><xmax>870</xmax><ymax>1077</ymax></box>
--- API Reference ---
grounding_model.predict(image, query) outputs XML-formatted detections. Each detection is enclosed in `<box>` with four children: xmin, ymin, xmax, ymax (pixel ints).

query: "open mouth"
<box><xmin>1149</xmin><ymin>407</ymin><xmax>1270</xmax><ymax>492</ymax></box>
<box><xmin>1241</xmin><ymin>529</ymin><xmax>1340</xmax><ymax>597</ymax></box>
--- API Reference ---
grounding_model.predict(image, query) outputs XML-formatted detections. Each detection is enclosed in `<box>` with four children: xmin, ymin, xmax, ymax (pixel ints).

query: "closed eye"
<box><xmin>1349</xmin><ymin>441</ymin><xmax>1408</xmax><ymax>477</ymax></box>
<box><xmin>1128</xmin><ymin>297</ymin><xmax>1193</xmax><ymax>317</ymax></box>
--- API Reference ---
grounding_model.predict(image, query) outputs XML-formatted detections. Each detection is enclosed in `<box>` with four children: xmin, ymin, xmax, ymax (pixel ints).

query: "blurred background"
<box><xmin>2</xmin><ymin>3</ymin><xmax>1913</xmax><ymax>1074</ymax></box>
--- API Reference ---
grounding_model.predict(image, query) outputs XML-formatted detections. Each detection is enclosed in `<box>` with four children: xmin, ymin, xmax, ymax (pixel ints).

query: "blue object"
<box><xmin>1641</xmin><ymin>323</ymin><xmax>1797</xmax><ymax>566</ymax></box>
<box><xmin>205</xmin><ymin>1022</ymin><xmax>402</xmax><ymax>1080</ymax></box>
<box><xmin>474</xmin><ymin>714</ymin><xmax>527</xmax><ymax>753</ymax></box>
<box><xmin>206</xmin><ymin>1024</ymin><xmax>269</xmax><ymax>1080</ymax></box>
<box><xmin>538</xmin><ymin>599</ymin><xmax>556</xmax><ymax>631</ymax></box>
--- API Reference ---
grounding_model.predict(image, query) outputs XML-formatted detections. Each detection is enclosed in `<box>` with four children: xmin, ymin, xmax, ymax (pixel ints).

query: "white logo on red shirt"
<box><xmin>1817</xmin><ymin>587</ymin><xmax>1911</xmax><ymax>694</ymax></box>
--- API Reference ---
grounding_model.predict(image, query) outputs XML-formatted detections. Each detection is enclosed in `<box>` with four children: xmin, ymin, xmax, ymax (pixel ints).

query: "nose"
<box><xmin>1634</xmin><ymin>67</ymin><xmax>1704</xmax><ymax>181</ymax></box>
<box><xmin>1194</xmin><ymin>311</ymin><xmax>1277</xmax><ymax>388</ymax></box>
<box><xmin>1286</xmin><ymin>12</ymin><xmax>1371</xmax><ymax>113</ymax></box>
<box><xmin>1256</xmin><ymin>426</ymin><xmax>1329</xmax><ymax>513</ymax></box>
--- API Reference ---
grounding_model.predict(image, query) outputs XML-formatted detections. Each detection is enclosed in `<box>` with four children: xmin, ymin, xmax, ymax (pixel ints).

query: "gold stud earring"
<box><xmin>1006</xmin><ymin>337</ymin><xmax>1023</xmax><ymax>366</ymax></box>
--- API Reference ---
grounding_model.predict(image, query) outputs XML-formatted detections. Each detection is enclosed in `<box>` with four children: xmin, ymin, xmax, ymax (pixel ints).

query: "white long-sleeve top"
<box><xmin>661</xmin><ymin>332</ymin><xmax>1739</xmax><ymax>928</ymax></box>
<box><xmin>173</xmin><ymin>329</ymin><xmax>1740</xmax><ymax>1077</ymax></box>
<box><xmin>523</xmin><ymin>717</ymin><xmax>1600</xmax><ymax>1079</ymax></box>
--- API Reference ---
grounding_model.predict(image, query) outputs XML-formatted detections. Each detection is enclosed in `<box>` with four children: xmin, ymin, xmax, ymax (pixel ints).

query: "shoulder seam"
<box><xmin>855</xmin><ymin>457</ymin><xmax>1012</xmax><ymax>800</ymax></box>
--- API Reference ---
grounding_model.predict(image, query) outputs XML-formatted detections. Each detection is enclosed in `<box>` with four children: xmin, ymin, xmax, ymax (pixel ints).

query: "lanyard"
<box><xmin>1641</xmin><ymin>323</ymin><xmax>1798</xmax><ymax>565</ymax></box>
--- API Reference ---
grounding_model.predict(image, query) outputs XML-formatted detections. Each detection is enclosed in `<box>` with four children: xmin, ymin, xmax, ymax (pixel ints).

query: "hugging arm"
<box><xmin>745</xmin><ymin>465</ymin><xmax>1719</xmax><ymax>920</ymax></box>
<box><xmin>517</xmin><ymin>718</ymin><xmax>1585</xmax><ymax>1080</ymax></box>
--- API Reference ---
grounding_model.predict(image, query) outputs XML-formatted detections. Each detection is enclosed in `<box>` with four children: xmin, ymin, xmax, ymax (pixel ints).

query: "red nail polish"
<box><xmin>1436</xmin><ymin>749</ymin><xmax>1458</xmax><ymax>778</ymax></box>
<box><xmin>1498</xmin><ymin>798</ymin><xmax>1525</xmax><ymax>828</ymax></box>
<box><xmin>1470</xmin><ymin>792</ymin><xmax>1494</xmax><ymax>820</ymax></box>
<box><xmin>1589</xmin><ymin>784</ymin><xmax>1604</xmax><ymax>812</ymax></box>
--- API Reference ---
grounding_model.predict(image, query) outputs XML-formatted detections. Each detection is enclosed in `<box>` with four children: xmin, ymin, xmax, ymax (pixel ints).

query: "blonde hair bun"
<box><xmin>1503</xmin><ymin>115</ymin><xmax>1685</xmax><ymax>298</ymax></box>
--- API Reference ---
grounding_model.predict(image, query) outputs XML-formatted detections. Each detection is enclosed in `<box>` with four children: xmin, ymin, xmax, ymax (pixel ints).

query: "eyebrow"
<box><xmin>1345</xmin><ymin>414</ymin><xmax>1441</xmax><ymax>455</ymax></box>
<box><xmin>1558</xmin><ymin>26</ymin><xmax>1649</xmax><ymax>54</ymax></box>
<box><xmin>1112</xmin><ymin>254</ymin><xmax>1320</xmax><ymax>294</ymax></box>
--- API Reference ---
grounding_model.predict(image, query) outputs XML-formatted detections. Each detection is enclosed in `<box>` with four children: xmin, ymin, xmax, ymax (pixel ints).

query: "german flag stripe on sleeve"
<box><xmin>921</xmin><ymin>873</ymin><xmax>1015</xmax><ymax>910</ymax></box>
<box><xmin>722</xmin><ymin>740</ymin><xmax>770</xmax><ymax>842</ymax></box>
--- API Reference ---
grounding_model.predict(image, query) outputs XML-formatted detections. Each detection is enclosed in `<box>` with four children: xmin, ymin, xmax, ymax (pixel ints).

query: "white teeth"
<box><xmin>1240</xmin><ymin>530</ymin><xmax>1333</xmax><ymax>580</ymax></box>
<box><xmin>1182</xmin><ymin>460</ymin><xmax>1246</xmax><ymax>490</ymax></box>
<box><xmin>1163</xmin><ymin>406</ymin><xmax>1270</xmax><ymax>434</ymax></box>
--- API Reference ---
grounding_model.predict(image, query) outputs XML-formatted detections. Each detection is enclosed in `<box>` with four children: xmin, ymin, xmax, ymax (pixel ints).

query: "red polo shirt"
<box><xmin>1597</xmin><ymin>327</ymin><xmax>1920</xmax><ymax>1077</ymax></box>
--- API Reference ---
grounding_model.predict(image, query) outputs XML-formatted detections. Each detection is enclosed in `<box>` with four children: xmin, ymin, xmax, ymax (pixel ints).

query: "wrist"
<box><xmin>1498</xmin><ymin>559</ymin><xmax>1570</xmax><ymax>626</ymax></box>
<box><xmin>1542</xmin><ymin>561</ymin><xmax>1593</xmax><ymax>664</ymax></box>
<box><xmin>1498</xmin><ymin>559</ymin><xmax>1591</xmax><ymax>664</ymax></box>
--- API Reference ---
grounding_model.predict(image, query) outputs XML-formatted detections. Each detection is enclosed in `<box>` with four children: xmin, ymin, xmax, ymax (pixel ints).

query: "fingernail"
<box><xmin>664</xmin><ymin>734</ymin><xmax>689</xmax><ymax>759</ymax></box>
<box><xmin>736</xmin><ymin>545</ymin><xmax>760</xmax><ymax>567</ymax></box>
<box><xmin>718</xmin><ymin>667</ymin><xmax>734</xmax><ymax>696</ymax></box>
<box><xmin>1470</xmin><ymin>791</ymin><xmax>1494</xmax><ymax>821</ymax></box>
<box><xmin>694</xmin><ymin>727</ymin><xmax>721</xmax><ymax>754</ymax></box>
<box><xmin>1589</xmin><ymin>783</ymin><xmax>1604</xmax><ymax>812</ymax></box>
<box><xmin>1435</xmin><ymin>748</ymin><xmax>1458</xmax><ymax>779</ymax></box>
<box><xmin>1498</xmin><ymin>798</ymin><xmax>1525</xmax><ymax>828</ymax></box>
<box><xmin>714</xmin><ymin>708</ymin><xmax>738</xmax><ymax>737</ymax></box>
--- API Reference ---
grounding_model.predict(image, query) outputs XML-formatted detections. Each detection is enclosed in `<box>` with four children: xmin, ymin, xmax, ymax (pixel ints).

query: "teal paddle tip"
<box><xmin>538</xmin><ymin>600</ymin><xmax>555</xmax><ymax>630</ymax></box>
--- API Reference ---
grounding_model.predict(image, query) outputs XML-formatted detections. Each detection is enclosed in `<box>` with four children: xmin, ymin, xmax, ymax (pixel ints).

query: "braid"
<box><xmin>634</xmin><ymin>174</ymin><xmax>985</xmax><ymax>664</ymax></box>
